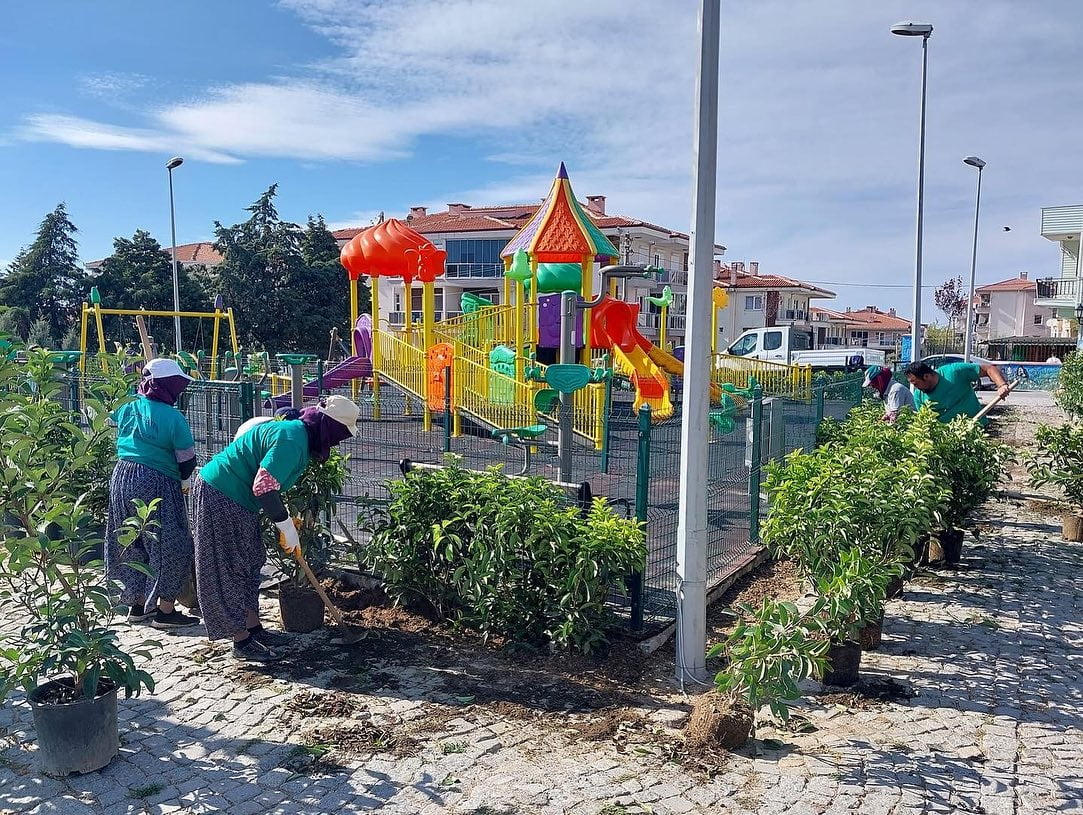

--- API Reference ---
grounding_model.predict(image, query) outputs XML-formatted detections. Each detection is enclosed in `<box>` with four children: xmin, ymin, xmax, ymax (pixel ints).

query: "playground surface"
<box><xmin>0</xmin><ymin>403</ymin><xmax>1078</xmax><ymax>815</ymax></box>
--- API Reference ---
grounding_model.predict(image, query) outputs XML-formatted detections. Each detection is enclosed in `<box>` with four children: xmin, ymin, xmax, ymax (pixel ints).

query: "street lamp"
<box><xmin>962</xmin><ymin>156</ymin><xmax>986</xmax><ymax>362</ymax></box>
<box><xmin>166</xmin><ymin>156</ymin><xmax>184</xmax><ymax>352</ymax></box>
<box><xmin>892</xmin><ymin>20</ymin><xmax>933</xmax><ymax>362</ymax></box>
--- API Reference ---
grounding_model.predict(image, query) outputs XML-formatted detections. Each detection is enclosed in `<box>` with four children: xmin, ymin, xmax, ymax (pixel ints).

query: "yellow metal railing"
<box><xmin>711</xmin><ymin>354</ymin><xmax>812</xmax><ymax>398</ymax></box>
<box><xmin>376</xmin><ymin>331</ymin><xmax>428</xmax><ymax>398</ymax></box>
<box><xmin>453</xmin><ymin>355</ymin><xmax>535</xmax><ymax>431</ymax></box>
<box><xmin>431</xmin><ymin>304</ymin><xmax>521</xmax><ymax>349</ymax></box>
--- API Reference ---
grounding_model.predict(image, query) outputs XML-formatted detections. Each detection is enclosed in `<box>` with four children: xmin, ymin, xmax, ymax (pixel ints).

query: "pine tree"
<box><xmin>0</xmin><ymin>204</ymin><xmax>86</xmax><ymax>345</ymax></box>
<box><xmin>91</xmin><ymin>230</ymin><xmax>211</xmax><ymax>350</ymax></box>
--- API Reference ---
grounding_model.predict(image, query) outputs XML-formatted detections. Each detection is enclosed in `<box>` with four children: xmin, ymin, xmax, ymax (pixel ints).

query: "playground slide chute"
<box><xmin>645</xmin><ymin>344</ymin><xmax>724</xmax><ymax>403</ymax></box>
<box><xmin>590</xmin><ymin>298</ymin><xmax>673</xmax><ymax>420</ymax></box>
<box><xmin>270</xmin><ymin>316</ymin><xmax>373</xmax><ymax>407</ymax></box>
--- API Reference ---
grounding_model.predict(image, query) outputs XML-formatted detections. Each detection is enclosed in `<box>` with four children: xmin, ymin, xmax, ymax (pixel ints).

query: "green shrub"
<box><xmin>363</xmin><ymin>464</ymin><xmax>646</xmax><ymax>654</ymax></box>
<box><xmin>1054</xmin><ymin>352</ymin><xmax>1083</xmax><ymax>420</ymax></box>
<box><xmin>265</xmin><ymin>449</ymin><xmax>349</xmax><ymax>585</ymax></box>
<box><xmin>1025</xmin><ymin>424</ymin><xmax>1083</xmax><ymax>512</ymax></box>
<box><xmin>710</xmin><ymin>599</ymin><xmax>829</xmax><ymax>723</ymax></box>
<box><xmin>0</xmin><ymin>346</ymin><xmax>158</xmax><ymax>702</ymax></box>
<box><xmin>812</xmin><ymin>547</ymin><xmax>901</xmax><ymax>642</ymax></box>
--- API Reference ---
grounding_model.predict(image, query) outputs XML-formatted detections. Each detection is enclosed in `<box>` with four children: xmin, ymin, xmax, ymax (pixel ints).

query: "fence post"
<box><xmin>239</xmin><ymin>381</ymin><xmax>253</xmax><ymax>423</ymax></box>
<box><xmin>443</xmin><ymin>365</ymin><xmax>452</xmax><ymax>454</ymax></box>
<box><xmin>600</xmin><ymin>367</ymin><xmax>614</xmax><ymax>474</ymax></box>
<box><xmin>317</xmin><ymin>359</ymin><xmax>325</xmax><ymax>395</ymax></box>
<box><xmin>815</xmin><ymin>382</ymin><xmax>825</xmax><ymax>428</ymax></box>
<box><xmin>749</xmin><ymin>385</ymin><xmax>764</xmax><ymax>545</ymax></box>
<box><xmin>68</xmin><ymin>366</ymin><xmax>80</xmax><ymax>420</ymax></box>
<box><xmin>629</xmin><ymin>403</ymin><xmax>652</xmax><ymax>631</ymax></box>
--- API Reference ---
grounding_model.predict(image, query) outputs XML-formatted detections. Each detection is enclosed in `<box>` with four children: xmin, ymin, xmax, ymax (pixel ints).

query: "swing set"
<box><xmin>78</xmin><ymin>287</ymin><xmax>240</xmax><ymax>379</ymax></box>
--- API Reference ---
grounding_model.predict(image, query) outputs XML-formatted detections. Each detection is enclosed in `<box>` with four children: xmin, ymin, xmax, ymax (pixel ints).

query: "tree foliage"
<box><xmin>90</xmin><ymin>230</ymin><xmax>212</xmax><ymax>351</ymax></box>
<box><xmin>0</xmin><ymin>204</ymin><xmax>86</xmax><ymax>346</ymax></box>
<box><xmin>933</xmin><ymin>275</ymin><xmax>968</xmax><ymax>327</ymax></box>
<box><xmin>212</xmin><ymin>188</ymin><xmax>358</xmax><ymax>354</ymax></box>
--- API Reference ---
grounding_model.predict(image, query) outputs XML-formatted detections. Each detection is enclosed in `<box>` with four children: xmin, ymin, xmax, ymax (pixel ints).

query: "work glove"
<box><xmin>181</xmin><ymin>479</ymin><xmax>191</xmax><ymax>494</ymax></box>
<box><xmin>275</xmin><ymin>518</ymin><xmax>301</xmax><ymax>555</ymax></box>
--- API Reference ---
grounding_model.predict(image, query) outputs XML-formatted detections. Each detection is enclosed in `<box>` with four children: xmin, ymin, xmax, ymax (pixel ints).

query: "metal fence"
<box><xmin>53</xmin><ymin>362</ymin><xmax>866</xmax><ymax>634</ymax></box>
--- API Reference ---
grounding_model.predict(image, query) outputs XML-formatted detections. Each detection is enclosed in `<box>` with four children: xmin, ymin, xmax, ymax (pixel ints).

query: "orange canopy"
<box><xmin>340</xmin><ymin>218</ymin><xmax>446</xmax><ymax>284</ymax></box>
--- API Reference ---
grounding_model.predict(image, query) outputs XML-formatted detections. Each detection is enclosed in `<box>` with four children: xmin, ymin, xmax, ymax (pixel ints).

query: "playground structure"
<box><xmin>339</xmin><ymin>163</ymin><xmax>812</xmax><ymax>469</ymax></box>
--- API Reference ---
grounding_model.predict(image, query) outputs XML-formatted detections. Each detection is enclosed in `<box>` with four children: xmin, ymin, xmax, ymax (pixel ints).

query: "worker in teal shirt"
<box><xmin>190</xmin><ymin>395</ymin><xmax>360</xmax><ymax>662</ymax></box>
<box><xmin>106</xmin><ymin>358</ymin><xmax>200</xmax><ymax>629</ymax></box>
<box><xmin>904</xmin><ymin>360</ymin><xmax>1009</xmax><ymax>424</ymax></box>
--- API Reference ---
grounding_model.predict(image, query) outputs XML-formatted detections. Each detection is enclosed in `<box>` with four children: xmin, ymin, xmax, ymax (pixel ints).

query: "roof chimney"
<box><xmin>734</xmin><ymin>261</ymin><xmax>745</xmax><ymax>274</ymax></box>
<box><xmin>585</xmin><ymin>195</ymin><xmax>606</xmax><ymax>216</ymax></box>
<box><xmin>749</xmin><ymin>261</ymin><xmax>759</xmax><ymax>276</ymax></box>
<box><xmin>408</xmin><ymin>206</ymin><xmax>427</xmax><ymax>219</ymax></box>
<box><xmin>729</xmin><ymin>263</ymin><xmax>736</xmax><ymax>286</ymax></box>
<box><xmin>447</xmin><ymin>203</ymin><xmax>470</xmax><ymax>214</ymax></box>
<box><xmin>865</xmin><ymin>305</ymin><xmax>876</xmax><ymax>312</ymax></box>
<box><xmin>889</xmin><ymin>307</ymin><xmax>896</xmax><ymax>317</ymax></box>
<box><xmin>1019</xmin><ymin>270</ymin><xmax>1028</xmax><ymax>279</ymax></box>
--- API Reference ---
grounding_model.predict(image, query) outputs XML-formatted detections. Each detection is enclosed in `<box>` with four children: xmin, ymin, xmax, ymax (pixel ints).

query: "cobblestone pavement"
<box><xmin>2</xmin><ymin>500</ymin><xmax>1080</xmax><ymax>812</ymax></box>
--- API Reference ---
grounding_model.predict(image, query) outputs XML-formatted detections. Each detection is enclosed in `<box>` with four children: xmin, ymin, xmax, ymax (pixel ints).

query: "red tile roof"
<box><xmin>975</xmin><ymin>276</ymin><xmax>1036</xmax><ymax>293</ymax></box>
<box><xmin>817</xmin><ymin>306</ymin><xmax>911</xmax><ymax>331</ymax></box>
<box><xmin>85</xmin><ymin>241</ymin><xmax>222</xmax><ymax>269</ymax></box>
<box><xmin>331</xmin><ymin>204</ymin><xmax>692</xmax><ymax>241</ymax></box>
<box><xmin>718</xmin><ymin>271</ymin><xmax>834</xmax><ymax>297</ymax></box>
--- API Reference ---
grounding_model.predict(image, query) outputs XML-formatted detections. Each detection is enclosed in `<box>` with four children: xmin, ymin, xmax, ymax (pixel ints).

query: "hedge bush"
<box><xmin>363</xmin><ymin>464</ymin><xmax>646</xmax><ymax>654</ymax></box>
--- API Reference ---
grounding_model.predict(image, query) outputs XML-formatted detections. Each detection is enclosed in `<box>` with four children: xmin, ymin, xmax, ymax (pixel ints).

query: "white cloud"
<box><xmin>77</xmin><ymin>71</ymin><xmax>150</xmax><ymax>100</ymax></box>
<box><xmin>14</xmin><ymin>0</ymin><xmax>1083</xmax><ymax>315</ymax></box>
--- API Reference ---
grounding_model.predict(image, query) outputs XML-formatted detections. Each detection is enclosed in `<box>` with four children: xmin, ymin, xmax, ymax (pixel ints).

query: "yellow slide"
<box><xmin>611</xmin><ymin>345</ymin><xmax>674</xmax><ymax>420</ymax></box>
<box><xmin>647</xmin><ymin>345</ymin><xmax>723</xmax><ymax>403</ymax></box>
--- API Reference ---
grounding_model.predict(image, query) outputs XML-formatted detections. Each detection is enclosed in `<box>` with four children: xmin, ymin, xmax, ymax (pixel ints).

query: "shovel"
<box><xmin>972</xmin><ymin>370</ymin><xmax>1028</xmax><ymax>424</ymax></box>
<box><xmin>279</xmin><ymin>524</ymin><xmax>366</xmax><ymax>646</ymax></box>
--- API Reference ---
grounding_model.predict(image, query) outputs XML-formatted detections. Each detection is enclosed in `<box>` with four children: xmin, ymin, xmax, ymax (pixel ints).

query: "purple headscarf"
<box><xmin>299</xmin><ymin>405</ymin><xmax>352</xmax><ymax>463</ymax></box>
<box><xmin>139</xmin><ymin>374</ymin><xmax>190</xmax><ymax>406</ymax></box>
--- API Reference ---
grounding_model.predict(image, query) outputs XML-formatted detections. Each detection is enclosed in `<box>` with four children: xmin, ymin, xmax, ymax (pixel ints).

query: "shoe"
<box><xmin>233</xmin><ymin>637</ymin><xmax>282</xmax><ymax>663</ymax></box>
<box><xmin>151</xmin><ymin>609</ymin><xmax>202</xmax><ymax>629</ymax></box>
<box><xmin>127</xmin><ymin>603</ymin><xmax>154</xmax><ymax>623</ymax></box>
<box><xmin>249</xmin><ymin>627</ymin><xmax>290</xmax><ymax>648</ymax></box>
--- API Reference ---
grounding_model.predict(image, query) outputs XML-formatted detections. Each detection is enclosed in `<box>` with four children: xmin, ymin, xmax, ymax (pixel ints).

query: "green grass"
<box><xmin>129</xmin><ymin>782</ymin><xmax>165</xmax><ymax>799</ymax></box>
<box><xmin>441</xmin><ymin>740</ymin><xmax>467</xmax><ymax>754</ymax></box>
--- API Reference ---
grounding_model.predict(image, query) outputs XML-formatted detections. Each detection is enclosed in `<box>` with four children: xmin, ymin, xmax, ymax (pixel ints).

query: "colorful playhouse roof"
<box><xmin>501</xmin><ymin>163</ymin><xmax>619</xmax><ymax>263</ymax></box>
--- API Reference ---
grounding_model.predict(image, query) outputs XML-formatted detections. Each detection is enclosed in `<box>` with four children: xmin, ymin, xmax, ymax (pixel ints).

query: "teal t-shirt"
<box><xmin>199</xmin><ymin>420</ymin><xmax>310</xmax><ymax>513</ymax></box>
<box><xmin>914</xmin><ymin>362</ymin><xmax>983</xmax><ymax>424</ymax></box>
<box><xmin>113</xmin><ymin>397</ymin><xmax>195</xmax><ymax>481</ymax></box>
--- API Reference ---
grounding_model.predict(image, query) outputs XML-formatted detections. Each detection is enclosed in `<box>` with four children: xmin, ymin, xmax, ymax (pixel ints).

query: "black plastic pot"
<box><xmin>939</xmin><ymin>529</ymin><xmax>964</xmax><ymax>565</ymax></box>
<box><xmin>885</xmin><ymin>575</ymin><xmax>905</xmax><ymax>599</ymax></box>
<box><xmin>858</xmin><ymin>614</ymin><xmax>884</xmax><ymax>651</ymax></box>
<box><xmin>279</xmin><ymin>583</ymin><xmax>325</xmax><ymax>633</ymax></box>
<box><xmin>821</xmin><ymin>640</ymin><xmax>862</xmax><ymax>686</ymax></box>
<box><xmin>28</xmin><ymin>678</ymin><xmax>118</xmax><ymax>776</ymax></box>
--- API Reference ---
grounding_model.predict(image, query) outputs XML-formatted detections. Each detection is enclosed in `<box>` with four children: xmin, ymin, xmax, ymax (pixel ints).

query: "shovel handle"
<box><xmin>972</xmin><ymin>377</ymin><xmax>1024</xmax><ymax>422</ymax></box>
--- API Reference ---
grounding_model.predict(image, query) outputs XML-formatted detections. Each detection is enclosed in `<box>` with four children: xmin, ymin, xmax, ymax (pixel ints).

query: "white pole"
<box><xmin>168</xmin><ymin>167</ymin><xmax>183</xmax><ymax>353</ymax></box>
<box><xmin>963</xmin><ymin>165</ymin><xmax>983</xmax><ymax>362</ymax></box>
<box><xmin>909</xmin><ymin>34</ymin><xmax>930</xmax><ymax>362</ymax></box>
<box><xmin>675</xmin><ymin>0</ymin><xmax>720</xmax><ymax>686</ymax></box>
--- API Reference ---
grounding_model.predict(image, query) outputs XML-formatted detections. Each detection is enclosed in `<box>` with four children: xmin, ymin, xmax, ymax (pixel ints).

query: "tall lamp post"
<box><xmin>962</xmin><ymin>156</ymin><xmax>986</xmax><ymax>362</ymax></box>
<box><xmin>892</xmin><ymin>21</ymin><xmax>933</xmax><ymax>362</ymax></box>
<box><xmin>166</xmin><ymin>156</ymin><xmax>184</xmax><ymax>353</ymax></box>
<box><xmin>1075</xmin><ymin>302</ymin><xmax>1083</xmax><ymax>353</ymax></box>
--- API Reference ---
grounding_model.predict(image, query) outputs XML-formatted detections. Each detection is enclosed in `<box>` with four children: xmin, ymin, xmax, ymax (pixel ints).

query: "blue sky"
<box><xmin>1</xmin><ymin>0</ymin><xmax>1080</xmax><ymax>318</ymax></box>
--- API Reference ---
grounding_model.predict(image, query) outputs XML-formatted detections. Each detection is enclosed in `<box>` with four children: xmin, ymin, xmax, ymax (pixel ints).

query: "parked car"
<box><xmin>920</xmin><ymin>354</ymin><xmax>1000</xmax><ymax>390</ymax></box>
<box><xmin>724</xmin><ymin>326</ymin><xmax>886</xmax><ymax>370</ymax></box>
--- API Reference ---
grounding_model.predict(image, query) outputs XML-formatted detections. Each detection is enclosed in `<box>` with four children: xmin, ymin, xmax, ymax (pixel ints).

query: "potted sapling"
<box><xmin>266</xmin><ymin>450</ymin><xmax>349</xmax><ymax>632</ymax></box>
<box><xmin>687</xmin><ymin>599</ymin><xmax>828</xmax><ymax>750</ymax></box>
<box><xmin>0</xmin><ymin>347</ymin><xmax>159</xmax><ymax>775</ymax></box>
<box><xmin>1025</xmin><ymin>424</ymin><xmax>1083</xmax><ymax>542</ymax></box>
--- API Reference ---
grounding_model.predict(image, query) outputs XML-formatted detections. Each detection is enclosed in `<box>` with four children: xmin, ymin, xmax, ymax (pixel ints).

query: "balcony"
<box><xmin>1035</xmin><ymin>277</ymin><xmax>1080</xmax><ymax>307</ymax></box>
<box><xmin>1041</xmin><ymin>205</ymin><xmax>1083</xmax><ymax>240</ymax></box>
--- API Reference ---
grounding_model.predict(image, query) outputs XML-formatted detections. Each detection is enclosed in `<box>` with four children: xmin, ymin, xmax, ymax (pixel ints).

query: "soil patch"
<box><xmin>1027</xmin><ymin>499</ymin><xmax>1066</xmax><ymax>517</ymax></box>
<box><xmin>814</xmin><ymin>676</ymin><xmax>914</xmax><ymax>710</ymax></box>
<box><xmin>304</xmin><ymin>720</ymin><xmax>420</xmax><ymax>758</ymax></box>
<box><xmin>567</xmin><ymin>707</ymin><xmax>642</xmax><ymax>741</ymax></box>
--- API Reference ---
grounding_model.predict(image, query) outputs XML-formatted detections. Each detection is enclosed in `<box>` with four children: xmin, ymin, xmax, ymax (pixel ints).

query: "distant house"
<box><xmin>808</xmin><ymin>305</ymin><xmax>911</xmax><ymax>354</ymax></box>
<box><xmin>973</xmin><ymin>272</ymin><xmax>1051</xmax><ymax>343</ymax></box>
<box><xmin>85</xmin><ymin>241</ymin><xmax>223</xmax><ymax>272</ymax></box>
<box><xmin>712</xmin><ymin>261</ymin><xmax>836</xmax><ymax>348</ymax></box>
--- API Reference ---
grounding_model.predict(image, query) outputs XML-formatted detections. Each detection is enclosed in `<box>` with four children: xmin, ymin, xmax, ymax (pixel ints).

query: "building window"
<box><xmin>851</xmin><ymin>331</ymin><xmax>869</xmax><ymax>347</ymax></box>
<box><xmin>979</xmin><ymin>294</ymin><xmax>990</xmax><ymax>307</ymax></box>
<box><xmin>744</xmin><ymin>295</ymin><xmax>764</xmax><ymax>310</ymax></box>
<box><xmin>445</xmin><ymin>239</ymin><xmax>504</xmax><ymax>265</ymax></box>
<box><xmin>682</xmin><ymin>252</ymin><xmax>689</xmax><ymax>271</ymax></box>
<box><xmin>1034</xmin><ymin>313</ymin><xmax>1044</xmax><ymax>325</ymax></box>
<box><xmin>876</xmin><ymin>332</ymin><xmax>887</xmax><ymax>345</ymax></box>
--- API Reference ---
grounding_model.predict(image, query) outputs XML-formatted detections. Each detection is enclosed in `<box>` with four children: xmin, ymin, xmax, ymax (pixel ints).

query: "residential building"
<box><xmin>85</xmin><ymin>241</ymin><xmax>223</xmax><ymax>272</ymax></box>
<box><xmin>712</xmin><ymin>262</ymin><xmax>836</xmax><ymax>348</ymax></box>
<box><xmin>972</xmin><ymin>272</ymin><xmax>1051</xmax><ymax>344</ymax></box>
<box><xmin>808</xmin><ymin>305</ymin><xmax>911</xmax><ymax>353</ymax></box>
<box><xmin>333</xmin><ymin>198</ymin><xmax>725</xmax><ymax>347</ymax></box>
<box><xmin>1034</xmin><ymin>204</ymin><xmax>1083</xmax><ymax>338</ymax></box>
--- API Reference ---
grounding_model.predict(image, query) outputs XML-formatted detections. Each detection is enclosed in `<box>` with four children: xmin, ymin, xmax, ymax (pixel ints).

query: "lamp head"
<box><xmin>1075</xmin><ymin>303</ymin><xmax>1083</xmax><ymax>321</ymax></box>
<box><xmin>964</xmin><ymin>156</ymin><xmax>986</xmax><ymax>169</ymax></box>
<box><xmin>891</xmin><ymin>21</ymin><xmax>933</xmax><ymax>37</ymax></box>
<box><xmin>166</xmin><ymin>157</ymin><xmax>184</xmax><ymax>170</ymax></box>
